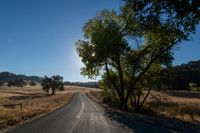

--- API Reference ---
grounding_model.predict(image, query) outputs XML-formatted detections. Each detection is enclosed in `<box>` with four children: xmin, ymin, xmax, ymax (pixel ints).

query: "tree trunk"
<box><xmin>116</xmin><ymin>57</ymin><xmax>127</xmax><ymax>110</ymax></box>
<box><xmin>51</xmin><ymin>88</ymin><xmax>55</xmax><ymax>95</ymax></box>
<box><xmin>119</xmin><ymin>100</ymin><xmax>128</xmax><ymax>111</ymax></box>
<box><xmin>139</xmin><ymin>86</ymin><xmax>151</xmax><ymax>107</ymax></box>
<box><xmin>136</xmin><ymin>90</ymin><xmax>141</xmax><ymax>109</ymax></box>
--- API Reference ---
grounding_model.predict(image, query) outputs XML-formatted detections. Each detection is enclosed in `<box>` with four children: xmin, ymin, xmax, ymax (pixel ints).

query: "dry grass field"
<box><xmin>146</xmin><ymin>91</ymin><xmax>200</xmax><ymax>122</ymax></box>
<box><xmin>0</xmin><ymin>85</ymin><xmax>95</xmax><ymax>130</ymax></box>
<box><xmin>89</xmin><ymin>90</ymin><xmax>200</xmax><ymax>123</ymax></box>
<box><xmin>89</xmin><ymin>90</ymin><xmax>200</xmax><ymax>132</ymax></box>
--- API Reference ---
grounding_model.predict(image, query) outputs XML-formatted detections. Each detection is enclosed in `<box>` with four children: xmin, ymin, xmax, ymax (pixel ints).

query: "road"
<box><xmin>7</xmin><ymin>93</ymin><xmax>172</xmax><ymax>133</ymax></box>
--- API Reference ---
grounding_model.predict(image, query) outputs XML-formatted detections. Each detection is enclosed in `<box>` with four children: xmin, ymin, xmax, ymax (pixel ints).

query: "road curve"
<box><xmin>7</xmin><ymin>93</ymin><xmax>172</xmax><ymax>133</ymax></box>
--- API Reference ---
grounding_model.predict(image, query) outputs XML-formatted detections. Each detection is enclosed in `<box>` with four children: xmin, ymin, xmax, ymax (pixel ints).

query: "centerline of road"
<box><xmin>68</xmin><ymin>93</ymin><xmax>85</xmax><ymax>133</ymax></box>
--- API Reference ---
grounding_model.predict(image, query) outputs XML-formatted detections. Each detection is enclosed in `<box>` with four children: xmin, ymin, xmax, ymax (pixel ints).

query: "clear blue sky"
<box><xmin>0</xmin><ymin>0</ymin><xmax>199</xmax><ymax>82</ymax></box>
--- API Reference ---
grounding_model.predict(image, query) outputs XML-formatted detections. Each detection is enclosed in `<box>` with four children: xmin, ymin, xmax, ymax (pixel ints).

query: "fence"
<box><xmin>0</xmin><ymin>103</ymin><xmax>23</xmax><ymax>110</ymax></box>
<box><xmin>0</xmin><ymin>93</ymin><xmax>70</xmax><ymax>111</ymax></box>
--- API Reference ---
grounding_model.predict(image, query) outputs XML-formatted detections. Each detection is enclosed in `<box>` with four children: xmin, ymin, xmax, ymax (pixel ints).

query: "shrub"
<box><xmin>29</xmin><ymin>81</ymin><xmax>37</xmax><ymax>86</ymax></box>
<box><xmin>7</xmin><ymin>79</ymin><xmax>27</xmax><ymax>87</ymax></box>
<box><xmin>0</xmin><ymin>82</ymin><xmax>4</xmax><ymax>86</ymax></box>
<box><xmin>188</xmin><ymin>82</ymin><xmax>200</xmax><ymax>92</ymax></box>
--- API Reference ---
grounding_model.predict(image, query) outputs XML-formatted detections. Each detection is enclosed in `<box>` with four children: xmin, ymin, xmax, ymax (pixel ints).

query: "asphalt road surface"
<box><xmin>7</xmin><ymin>93</ymin><xmax>172</xmax><ymax>133</ymax></box>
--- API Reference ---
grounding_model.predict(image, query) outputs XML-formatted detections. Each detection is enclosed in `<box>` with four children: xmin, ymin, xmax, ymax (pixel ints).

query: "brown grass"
<box><xmin>0</xmin><ymin>85</ymin><xmax>94</xmax><ymax>130</ymax></box>
<box><xmin>146</xmin><ymin>91</ymin><xmax>200</xmax><ymax>123</ymax></box>
<box><xmin>89</xmin><ymin>90</ymin><xmax>200</xmax><ymax>123</ymax></box>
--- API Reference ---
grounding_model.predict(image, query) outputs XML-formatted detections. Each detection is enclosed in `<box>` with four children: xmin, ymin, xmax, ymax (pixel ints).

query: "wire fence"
<box><xmin>0</xmin><ymin>94</ymin><xmax>70</xmax><ymax>110</ymax></box>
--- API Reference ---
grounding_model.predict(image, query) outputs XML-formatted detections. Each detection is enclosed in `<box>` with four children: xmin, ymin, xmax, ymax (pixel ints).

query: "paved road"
<box><xmin>7</xmin><ymin>93</ymin><xmax>172</xmax><ymax>133</ymax></box>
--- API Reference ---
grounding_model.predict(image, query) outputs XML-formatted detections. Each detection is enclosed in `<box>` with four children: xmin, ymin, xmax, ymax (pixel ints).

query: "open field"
<box><xmin>0</xmin><ymin>85</ymin><xmax>96</xmax><ymax>130</ymax></box>
<box><xmin>147</xmin><ymin>91</ymin><xmax>200</xmax><ymax>122</ymax></box>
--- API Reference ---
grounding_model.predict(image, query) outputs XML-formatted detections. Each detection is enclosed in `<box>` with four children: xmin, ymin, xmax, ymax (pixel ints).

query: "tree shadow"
<box><xmin>103</xmin><ymin>108</ymin><xmax>200</xmax><ymax>133</ymax></box>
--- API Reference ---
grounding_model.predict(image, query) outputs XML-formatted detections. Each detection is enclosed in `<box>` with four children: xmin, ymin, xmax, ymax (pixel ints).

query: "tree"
<box><xmin>30</xmin><ymin>81</ymin><xmax>37</xmax><ymax>86</ymax></box>
<box><xmin>41</xmin><ymin>75</ymin><xmax>64</xmax><ymax>95</ymax></box>
<box><xmin>76</xmin><ymin>1</ymin><xmax>200</xmax><ymax>111</ymax></box>
<box><xmin>76</xmin><ymin>10</ymin><xmax>131</xmax><ymax>109</ymax></box>
<box><xmin>0</xmin><ymin>81</ymin><xmax>4</xmax><ymax>86</ymax></box>
<box><xmin>7</xmin><ymin>79</ymin><xmax>27</xmax><ymax>87</ymax></box>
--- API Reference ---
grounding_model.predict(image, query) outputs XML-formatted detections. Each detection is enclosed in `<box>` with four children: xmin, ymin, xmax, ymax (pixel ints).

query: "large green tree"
<box><xmin>76</xmin><ymin>10</ymin><xmax>130</xmax><ymax>109</ymax></box>
<box><xmin>76</xmin><ymin>1</ymin><xmax>200</xmax><ymax>110</ymax></box>
<box><xmin>41</xmin><ymin>75</ymin><xmax>64</xmax><ymax>95</ymax></box>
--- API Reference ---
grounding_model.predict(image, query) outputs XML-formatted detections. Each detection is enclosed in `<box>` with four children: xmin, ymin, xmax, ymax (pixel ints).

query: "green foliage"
<box><xmin>41</xmin><ymin>75</ymin><xmax>64</xmax><ymax>95</ymax></box>
<box><xmin>76</xmin><ymin>10</ymin><xmax>129</xmax><ymax>79</ymax></box>
<box><xmin>76</xmin><ymin>1</ymin><xmax>200</xmax><ymax>111</ymax></box>
<box><xmin>189</xmin><ymin>82</ymin><xmax>200</xmax><ymax>92</ymax></box>
<box><xmin>7</xmin><ymin>79</ymin><xmax>27</xmax><ymax>87</ymax></box>
<box><xmin>29</xmin><ymin>81</ymin><xmax>37</xmax><ymax>86</ymax></box>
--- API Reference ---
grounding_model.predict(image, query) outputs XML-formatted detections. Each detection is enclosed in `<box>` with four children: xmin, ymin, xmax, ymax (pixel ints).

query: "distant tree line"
<box><xmin>155</xmin><ymin>60</ymin><xmax>200</xmax><ymax>90</ymax></box>
<box><xmin>7</xmin><ymin>79</ymin><xmax>27</xmax><ymax>87</ymax></box>
<box><xmin>63</xmin><ymin>81</ymin><xmax>99</xmax><ymax>88</ymax></box>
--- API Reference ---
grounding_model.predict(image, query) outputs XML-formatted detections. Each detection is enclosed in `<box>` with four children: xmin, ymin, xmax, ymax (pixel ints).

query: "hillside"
<box><xmin>0</xmin><ymin>72</ymin><xmax>43</xmax><ymax>83</ymax></box>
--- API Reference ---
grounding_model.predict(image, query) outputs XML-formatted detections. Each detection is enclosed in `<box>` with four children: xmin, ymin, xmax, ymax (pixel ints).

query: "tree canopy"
<box><xmin>41</xmin><ymin>75</ymin><xmax>64</xmax><ymax>95</ymax></box>
<box><xmin>76</xmin><ymin>0</ymin><xmax>200</xmax><ymax>110</ymax></box>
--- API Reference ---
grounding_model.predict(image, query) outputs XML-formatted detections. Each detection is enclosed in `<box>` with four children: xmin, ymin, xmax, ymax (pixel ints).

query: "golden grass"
<box><xmin>0</xmin><ymin>93</ymin><xmax>73</xmax><ymax>129</ymax></box>
<box><xmin>89</xmin><ymin>90</ymin><xmax>200</xmax><ymax>123</ymax></box>
<box><xmin>146</xmin><ymin>91</ymin><xmax>200</xmax><ymax>122</ymax></box>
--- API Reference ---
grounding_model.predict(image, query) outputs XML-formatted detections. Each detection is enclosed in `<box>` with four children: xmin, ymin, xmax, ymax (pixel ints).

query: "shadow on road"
<box><xmin>103</xmin><ymin>108</ymin><xmax>200</xmax><ymax>133</ymax></box>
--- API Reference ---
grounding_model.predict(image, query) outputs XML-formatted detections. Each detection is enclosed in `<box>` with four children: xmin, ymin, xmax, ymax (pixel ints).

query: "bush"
<box><xmin>0</xmin><ymin>82</ymin><xmax>4</xmax><ymax>86</ymax></box>
<box><xmin>29</xmin><ymin>81</ymin><xmax>37</xmax><ymax>86</ymax></box>
<box><xmin>188</xmin><ymin>82</ymin><xmax>200</xmax><ymax>92</ymax></box>
<box><xmin>7</xmin><ymin>79</ymin><xmax>27</xmax><ymax>87</ymax></box>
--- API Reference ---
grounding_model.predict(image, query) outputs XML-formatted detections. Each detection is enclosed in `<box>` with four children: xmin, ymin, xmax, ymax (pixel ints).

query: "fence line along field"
<box><xmin>0</xmin><ymin>85</ymin><xmax>94</xmax><ymax>130</ymax></box>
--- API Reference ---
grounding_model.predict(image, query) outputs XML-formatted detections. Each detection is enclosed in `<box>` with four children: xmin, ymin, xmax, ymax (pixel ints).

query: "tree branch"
<box><xmin>105</xmin><ymin>62</ymin><xmax>121</xmax><ymax>97</ymax></box>
<box><xmin>139</xmin><ymin>86</ymin><xmax>152</xmax><ymax>107</ymax></box>
<box><xmin>125</xmin><ymin>42</ymin><xmax>176</xmax><ymax>102</ymax></box>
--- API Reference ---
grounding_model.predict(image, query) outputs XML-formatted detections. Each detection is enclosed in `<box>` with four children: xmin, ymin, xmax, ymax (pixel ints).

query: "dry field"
<box><xmin>89</xmin><ymin>90</ymin><xmax>200</xmax><ymax>123</ymax></box>
<box><xmin>89</xmin><ymin>90</ymin><xmax>200</xmax><ymax>133</ymax></box>
<box><xmin>147</xmin><ymin>90</ymin><xmax>200</xmax><ymax>122</ymax></box>
<box><xmin>0</xmin><ymin>85</ymin><xmax>95</xmax><ymax>130</ymax></box>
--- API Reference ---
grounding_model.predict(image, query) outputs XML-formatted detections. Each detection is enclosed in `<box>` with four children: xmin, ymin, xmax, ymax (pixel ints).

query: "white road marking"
<box><xmin>68</xmin><ymin>93</ymin><xmax>85</xmax><ymax>133</ymax></box>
